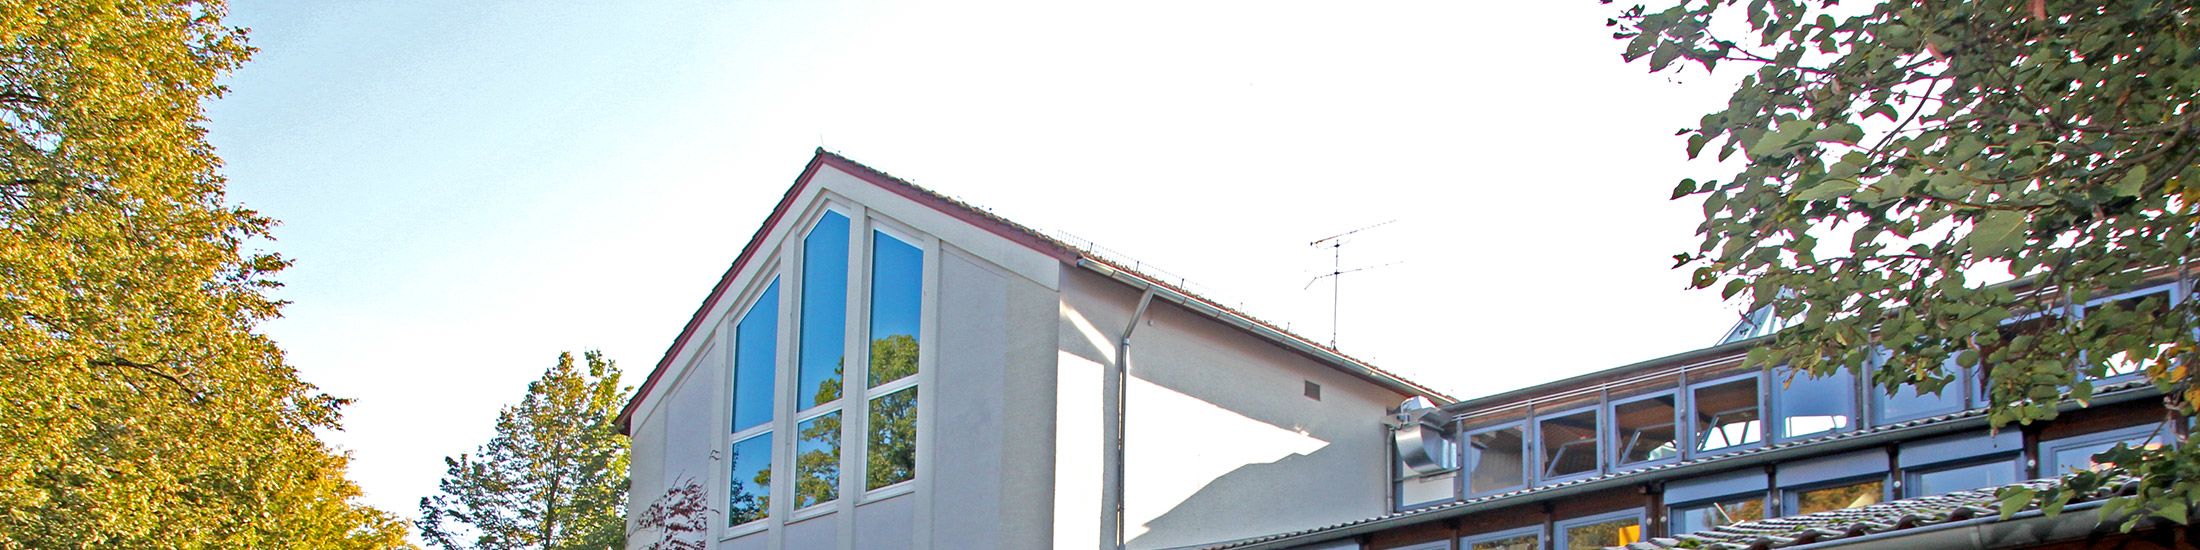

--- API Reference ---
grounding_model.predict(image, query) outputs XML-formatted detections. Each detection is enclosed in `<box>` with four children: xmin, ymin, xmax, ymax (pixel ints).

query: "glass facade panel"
<box><xmin>1562</xmin><ymin>518</ymin><xmax>1642</xmax><ymax>550</ymax></box>
<box><xmin>1907</xmin><ymin>460</ymin><xmax>2018</xmax><ymax>497</ymax></box>
<box><xmin>794</xmin><ymin>412</ymin><xmax>842</xmax><ymax>509</ymax></box>
<box><xmin>1467</xmin><ymin>534</ymin><xmax>1539</xmax><ymax>550</ymax></box>
<box><xmin>728</xmin><ymin>433</ymin><xmax>773</xmax><ymax>526</ymax></box>
<box><xmin>1468</xmin><ymin>426</ymin><xmax>1526</xmax><ymax>494</ymax></box>
<box><xmin>1615</xmin><ymin>395</ymin><xmax>1678</xmax><ymax>465</ymax></box>
<box><xmin>1792</xmin><ymin>480</ymin><xmax>1882</xmax><ymax>515</ymax></box>
<box><xmin>1776</xmin><ymin>368</ymin><xmax>1855</xmax><ymax>439</ymax></box>
<box><xmin>1692</xmin><ymin>378</ymin><xmax>1761</xmax><ymax>453</ymax></box>
<box><xmin>732</xmin><ymin>281</ymin><xmax>779</xmax><ymax>432</ymax></box>
<box><xmin>1876</xmin><ymin>356</ymin><xmax>1965</xmax><ymax>422</ymax></box>
<box><xmin>868</xmin><ymin>230</ymin><xmax>923</xmax><ymax>388</ymax></box>
<box><xmin>1670</xmin><ymin>497</ymin><xmax>1764</xmax><ymax>534</ymax></box>
<box><xmin>1539</xmin><ymin>409</ymin><xmax>1599</xmax><ymax>479</ymax></box>
<box><xmin>866</xmin><ymin>387</ymin><xmax>918</xmax><ymax>490</ymax></box>
<box><xmin>798</xmin><ymin>211</ymin><xmax>850</xmax><ymax>411</ymax></box>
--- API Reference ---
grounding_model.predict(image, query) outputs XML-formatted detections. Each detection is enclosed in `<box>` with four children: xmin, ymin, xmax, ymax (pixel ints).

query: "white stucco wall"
<box><xmin>1058</xmin><ymin>268</ymin><xmax>1406</xmax><ymax>550</ymax></box>
<box><xmin>625</xmin><ymin>162</ymin><xmax>1065</xmax><ymax>550</ymax></box>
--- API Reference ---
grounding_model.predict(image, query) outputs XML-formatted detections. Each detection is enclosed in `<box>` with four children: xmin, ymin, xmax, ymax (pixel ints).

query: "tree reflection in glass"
<box><xmin>727</xmin><ymin>434</ymin><xmax>772</xmax><ymax>526</ymax></box>
<box><xmin>794</xmin><ymin>411</ymin><xmax>840</xmax><ymax>509</ymax></box>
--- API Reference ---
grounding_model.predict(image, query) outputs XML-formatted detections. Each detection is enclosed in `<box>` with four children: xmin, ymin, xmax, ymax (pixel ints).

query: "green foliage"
<box><xmin>419</xmin><ymin>351</ymin><xmax>631</xmax><ymax>549</ymax></box>
<box><xmin>0</xmin><ymin>0</ymin><xmax>407</xmax><ymax>546</ymax></box>
<box><xmin>865</xmin><ymin>335</ymin><xmax>918</xmax><ymax>490</ymax></box>
<box><xmin>1613</xmin><ymin>0</ymin><xmax>2200</xmax><ymax>527</ymax></box>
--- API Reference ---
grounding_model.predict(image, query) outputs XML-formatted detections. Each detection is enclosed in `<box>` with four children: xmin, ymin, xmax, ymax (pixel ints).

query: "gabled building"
<box><xmin>622</xmin><ymin>151</ymin><xmax>2184</xmax><ymax>550</ymax></box>
<box><xmin>618</xmin><ymin>150</ymin><xmax>1450</xmax><ymax>550</ymax></box>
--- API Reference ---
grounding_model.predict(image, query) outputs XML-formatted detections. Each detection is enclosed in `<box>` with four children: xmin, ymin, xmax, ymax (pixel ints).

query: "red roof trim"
<box><xmin>619</xmin><ymin>149</ymin><xmax>1451</xmax><ymax>431</ymax></box>
<box><xmin>617</xmin><ymin>149</ymin><xmax>1076</xmax><ymax>433</ymax></box>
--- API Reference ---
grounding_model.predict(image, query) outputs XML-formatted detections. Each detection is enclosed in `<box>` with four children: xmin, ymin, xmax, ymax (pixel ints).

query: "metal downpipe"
<box><xmin>1112</xmin><ymin>288</ymin><xmax>1156</xmax><ymax>550</ymax></box>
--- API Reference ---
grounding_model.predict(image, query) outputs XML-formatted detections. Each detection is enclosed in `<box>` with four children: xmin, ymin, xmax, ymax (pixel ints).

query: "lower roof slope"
<box><xmin>1618</xmin><ymin>476</ymin><xmax>2139</xmax><ymax>550</ymax></box>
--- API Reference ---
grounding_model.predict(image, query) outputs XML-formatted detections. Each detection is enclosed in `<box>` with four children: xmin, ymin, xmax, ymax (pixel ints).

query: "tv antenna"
<box><xmin>1307</xmin><ymin>220</ymin><xmax>1400</xmax><ymax>349</ymax></box>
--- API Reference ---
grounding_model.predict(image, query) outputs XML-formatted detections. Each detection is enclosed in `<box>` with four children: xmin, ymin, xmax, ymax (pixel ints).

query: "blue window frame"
<box><xmin>2041</xmin><ymin>422</ymin><xmax>2172</xmax><ymax>474</ymax></box>
<box><xmin>1536</xmin><ymin>406</ymin><xmax>1601</xmax><ymax>482</ymax></box>
<box><xmin>1905</xmin><ymin>458</ymin><xmax>2020</xmax><ymax>497</ymax></box>
<box><xmin>1686</xmin><ymin>373</ymin><xmax>1763</xmax><ymax>458</ymax></box>
<box><xmin>1460</xmin><ymin>525</ymin><xmax>1541</xmax><ymax>550</ymax></box>
<box><xmin>1611</xmin><ymin>391</ymin><xmax>1681</xmax><ymax>468</ymax></box>
<box><xmin>1772</xmin><ymin>366</ymin><xmax>1856</xmax><ymax>440</ymax></box>
<box><xmin>1669</xmin><ymin>494</ymin><xmax>1766</xmax><ymax>535</ymax></box>
<box><xmin>1464</xmin><ymin>422</ymin><xmax>1528</xmax><ymax>496</ymax></box>
<box><xmin>1871</xmin><ymin>353</ymin><xmax>1968</xmax><ymax>424</ymax></box>
<box><xmin>1554</xmin><ymin>509</ymin><xmax>1644</xmax><ymax>550</ymax></box>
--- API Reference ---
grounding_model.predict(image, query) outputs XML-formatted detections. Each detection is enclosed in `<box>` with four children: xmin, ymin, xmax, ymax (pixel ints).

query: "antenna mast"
<box><xmin>1307</xmin><ymin>220</ymin><xmax>1398</xmax><ymax>349</ymax></box>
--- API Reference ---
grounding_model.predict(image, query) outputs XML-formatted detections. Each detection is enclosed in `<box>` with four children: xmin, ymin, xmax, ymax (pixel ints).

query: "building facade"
<box><xmin>617</xmin><ymin>150</ymin><xmax>1449</xmax><ymax>550</ymax></box>
<box><xmin>623</xmin><ymin>150</ymin><xmax>2184</xmax><ymax>550</ymax></box>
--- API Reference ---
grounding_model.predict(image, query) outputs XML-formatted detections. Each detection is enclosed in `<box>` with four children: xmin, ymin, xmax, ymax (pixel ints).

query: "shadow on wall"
<box><xmin>1128</xmin><ymin>443</ymin><xmax>1361</xmax><ymax>550</ymax></box>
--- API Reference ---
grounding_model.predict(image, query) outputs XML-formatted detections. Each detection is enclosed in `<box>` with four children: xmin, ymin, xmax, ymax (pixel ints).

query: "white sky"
<box><xmin>206</xmin><ymin>0</ymin><xmax>1750</xmax><ymax>527</ymax></box>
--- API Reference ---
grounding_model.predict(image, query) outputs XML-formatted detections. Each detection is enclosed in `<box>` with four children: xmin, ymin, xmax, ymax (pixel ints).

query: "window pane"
<box><xmin>1539</xmin><ymin>410</ymin><xmax>1599</xmax><ymax>479</ymax></box>
<box><xmin>866</xmin><ymin>387</ymin><xmax>918</xmax><ymax>490</ymax></box>
<box><xmin>1468</xmin><ymin>426</ymin><xmax>1526</xmax><ymax>493</ymax></box>
<box><xmin>1877</xmin><ymin>356</ymin><xmax>1964</xmax><ymax>421</ymax></box>
<box><xmin>1908</xmin><ymin>461</ymin><xmax>2016</xmax><ymax>497</ymax></box>
<box><xmin>728</xmin><ymin>433</ymin><xmax>772</xmax><ymax>526</ymax></box>
<box><xmin>795</xmin><ymin>412</ymin><xmax>842</xmax><ymax>509</ymax></box>
<box><xmin>1692</xmin><ymin>379</ymin><xmax>1761</xmax><ymax>453</ymax></box>
<box><xmin>799</xmin><ymin>212</ymin><xmax>850</xmax><ymax>411</ymax></box>
<box><xmin>1615</xmin><ymin>395</ymin><xmax>1678</xmax><ymax>465</ymax></box>
<box><xmin>1468</xmin><ymin>534</ymin><xmax>1539</xmax><ymax>550</ymax></box>
<box><xmin>1563</xmin><ymin>518</ymin><xmax>1642</xmax><ymax>550</ymax></box>
<box><xmin>732</xmin><ymin>281</ymin><xmax>779</xmax><ymax>432</ymax></box>
<box><xmin>1671</xmin><ymin>497</ymin><xmax>1763</xmax><ymax>534</ymax></box>
<box><xmin>868</xmin><ymin>230</ymin><xmax>923</xmax><ymax>388</ymax></box>
<box><xmin>1777</xmin><ymin>368</ymin><xmax>1855</xmax><ymax>439</ymax></box>
<box><xmin>2051</xmin><ymin>435</ymin><xmax>2165</xmax><ymax>473</ymax></box>
<box><xmin>1794</xmin><ymin>480</ymin><xmax>1882</xmax><ymax>515</ymax></box>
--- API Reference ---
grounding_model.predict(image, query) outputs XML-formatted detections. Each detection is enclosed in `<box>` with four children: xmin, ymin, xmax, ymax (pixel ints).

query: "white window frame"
<box><xmin>856</xmin><ymin>219</ymin><xmax>928</xmax><ymax>502</ymax></box>
<box><xmin>788</xmin><ymin>203</ymin><xmax>856</xmax><ymax>519</ymax></box>
<box><xmin>723</xmin><ymin>267</ymin><xmax>784</xmax><ymax>537</ymax></box>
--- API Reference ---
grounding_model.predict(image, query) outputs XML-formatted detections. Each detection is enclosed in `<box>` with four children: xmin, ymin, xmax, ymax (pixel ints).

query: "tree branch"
<box><xmin>86</xmin><ymin>356</ymin><xmax>199</xmax><ymax>396</ymax></box>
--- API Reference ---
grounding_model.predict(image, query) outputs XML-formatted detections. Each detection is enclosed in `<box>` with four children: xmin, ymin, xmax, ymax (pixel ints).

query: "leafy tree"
<box><xmin>1612</xmin><ymin>0</ymin><xmax>2200</xmax><ymax>527</ymax></box>
<box><xmin>0</xmin><ymin>0</ymin><xmax>406</xmax><ymax>546</ymax></box>
<box><xmin>419</xmin><ymin>351</ymin><xmax>631</xmax><ymax>549</ymax></box>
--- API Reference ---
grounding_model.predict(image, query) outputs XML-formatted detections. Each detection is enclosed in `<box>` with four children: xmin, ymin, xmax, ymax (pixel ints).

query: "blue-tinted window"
<box><xmin>866</xmin><ymin>387</ymin><xmax>917</xmax><ymax>490</ymax></box>
<box><xmin>1906</xmin><ymin>459</ymin><xmax>2018</xmax><ymax>497</ymax></box>
<box><xmin>1874</xmin><ymin>355</ymin><xmax>1965</xmax><ymax>423</ymax></box>
<box><xmin>794</xmin><ymin>412</ymin><xmax>841</xmax><ymax>509</ymax></box>
<box><xmin>1776</xmin><ymin>368</ymin><xmax>1854</xmax><ymax>439</ymax></box>
<box><xmin>727</xmin><ymin>433</ymin><xmax>772</xmax><ymax>526</ymax></box>
<box><xmin>732</xmin><ymin>281</ymin><xmax>779</xmax><ymax>432</ymax></box>
<box><xmin>798</xmin><ymin>211</ymin><xmax>850</xmax><ymax>411</ymax></box>
<box><xmin>868</xmin><ymin>230</ymin><xmax>922</xmax><ymax>388</ymax></box>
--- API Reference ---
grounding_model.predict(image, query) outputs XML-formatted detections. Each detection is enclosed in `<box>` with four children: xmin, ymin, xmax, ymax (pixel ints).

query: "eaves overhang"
<box><xmin>617</xmin><ymin>149</ymin><xmax>1455</xmax><ymax>433</ymax></box>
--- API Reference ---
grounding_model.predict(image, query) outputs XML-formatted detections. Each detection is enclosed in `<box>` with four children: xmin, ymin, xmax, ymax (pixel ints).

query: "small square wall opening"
<box><xmin>1304</xmin><ymin>380</ymin><xmax>1322</xmax><ymax>401</ymax></box>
